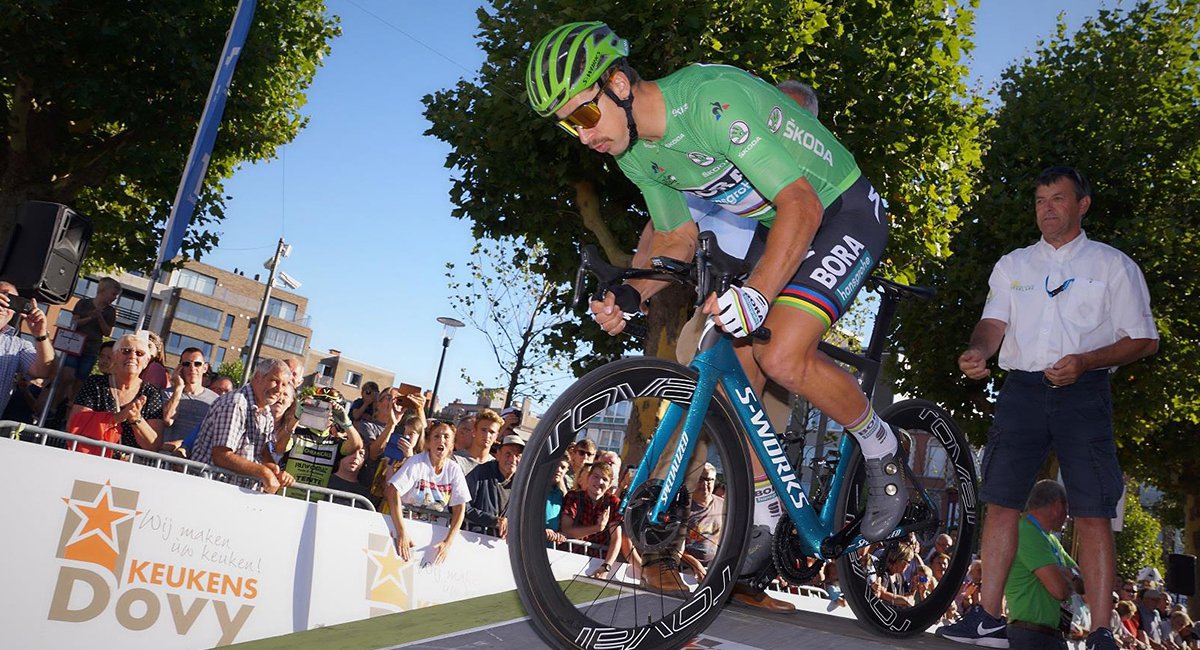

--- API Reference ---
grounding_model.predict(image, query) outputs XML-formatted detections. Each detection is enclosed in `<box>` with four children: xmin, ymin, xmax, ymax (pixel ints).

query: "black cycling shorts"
<box><xmin>743</xmin><ymin>174</ymin><xmax>889</xmax><ymax>329</ymax></box>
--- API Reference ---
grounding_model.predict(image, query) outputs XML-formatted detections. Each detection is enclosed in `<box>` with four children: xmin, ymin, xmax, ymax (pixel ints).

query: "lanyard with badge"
<box><xmin>1029</xmin><ymin>513</ymin><xmax>1076</xmax><ymax>633</ymax></box>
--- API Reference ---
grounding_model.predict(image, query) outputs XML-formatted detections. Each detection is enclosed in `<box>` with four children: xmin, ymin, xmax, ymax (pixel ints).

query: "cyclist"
<box><xmin>526</xmin><ymin>20</ymin><xmax>907</xmax><ymax>576</ymax></box>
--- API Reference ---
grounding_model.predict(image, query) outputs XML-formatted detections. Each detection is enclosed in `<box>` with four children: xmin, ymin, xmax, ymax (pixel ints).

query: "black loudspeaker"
<box><xmin>1166</xmin><ymin>553</ymin><xmax>1197</xmax><ymax>596</ymax></box>
<box><xmin>0</xmin><ymin>201</ymin><xmax>93</xmax><ymax>305</ymax></box>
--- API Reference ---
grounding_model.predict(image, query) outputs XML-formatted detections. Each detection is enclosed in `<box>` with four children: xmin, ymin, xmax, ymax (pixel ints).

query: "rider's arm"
<box><xmin>624</xmin><ymin>221</ymin><xmax>699</xmax><ymax>304</ymax></box>
<box><xmin>742</xmin><ymin>176</ymin><xmax>824</xmax><ymax>299</ymax></box>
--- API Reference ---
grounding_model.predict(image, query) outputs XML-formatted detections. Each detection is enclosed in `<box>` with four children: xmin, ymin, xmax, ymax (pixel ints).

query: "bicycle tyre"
<box><xmin>834</xmin><ymin>398</ymin><xmax>980</xmax><ymax>636</ymax></box>
<box><xmin>510</xmin><ymin>356</ymin><xmax>753</xmax><ymax>650</ymax></box>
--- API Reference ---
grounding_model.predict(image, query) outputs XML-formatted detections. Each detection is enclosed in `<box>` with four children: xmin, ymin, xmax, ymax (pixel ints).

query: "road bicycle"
<box><xmin>509</xmin><ymin>233</ymin><xmax>979</xmax><ymax>650</ymax></box>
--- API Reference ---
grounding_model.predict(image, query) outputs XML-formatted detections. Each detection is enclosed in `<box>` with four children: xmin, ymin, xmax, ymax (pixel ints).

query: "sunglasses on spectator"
<box><xmin>179</xmin><ymin>361</ymin><xmax>205</xmax><ymax>367</ymax></box>
<box><xmin>119</xmin><ymin>347</ymin><xmax>147</xmax><ymax>357</ymax></box>
<box><xmin>558</xmin><ymin>77</ymin><xmax>611</xmax><ymax>137</ymax></box>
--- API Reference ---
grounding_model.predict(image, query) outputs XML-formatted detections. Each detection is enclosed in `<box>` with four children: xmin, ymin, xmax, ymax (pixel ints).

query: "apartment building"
<box><xmin>43</xmin><ymin>260</ymin><xmax>313</xmax><ymax>371</ymax></box>
<box><xmin>303</xmin><ymin>348</ymin><xmax>395</xmax><ymax>403</ymax></box>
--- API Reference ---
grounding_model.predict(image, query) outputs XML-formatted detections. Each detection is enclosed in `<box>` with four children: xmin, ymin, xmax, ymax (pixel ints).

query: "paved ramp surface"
<box><xmin>231</xmin><ymin>589</ymin><xmax>964</xmax><ymax>650</ymax></box>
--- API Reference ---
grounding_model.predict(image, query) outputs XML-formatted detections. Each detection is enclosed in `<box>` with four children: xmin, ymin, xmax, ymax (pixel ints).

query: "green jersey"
<box><xmin>1005</xmin><ymin>515</ymin><xmax>1077</xmax><ymax>627</ymax></box>
<box><xmin>616</xmin><ymin>64</ymin><xmax>861</xmax><ymax>232</ymax></box>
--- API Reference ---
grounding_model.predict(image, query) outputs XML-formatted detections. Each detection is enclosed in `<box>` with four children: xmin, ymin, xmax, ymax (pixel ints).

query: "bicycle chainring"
<box><xmin>623</xmin><ymin>479</ymin><xmax>691</xmax><ymax>554</ymax></box>
<box><xmin>772</xmin><ymin>516</ymin><xmax>825</xmax><ymax>585</ymax></box>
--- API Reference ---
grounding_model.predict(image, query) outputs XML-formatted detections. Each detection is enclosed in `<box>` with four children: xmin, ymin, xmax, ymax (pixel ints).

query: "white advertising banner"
<box><xmin>0</xmin><ymin>437</ymin><xmax>611</xmax><ymax>648</ymax></box>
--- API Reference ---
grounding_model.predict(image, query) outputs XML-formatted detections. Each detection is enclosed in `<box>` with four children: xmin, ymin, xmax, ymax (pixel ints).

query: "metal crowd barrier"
<box><xmin>0</xmin><ymin>420</ymin><xmax>376</xmax><ymax>511</ymax></box>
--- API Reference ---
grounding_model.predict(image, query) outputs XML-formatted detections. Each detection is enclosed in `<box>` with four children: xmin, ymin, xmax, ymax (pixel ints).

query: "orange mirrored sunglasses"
<box><xmin>557</xmin><ymin>79</ymin><xmax>610</xmax><ymax>136</ymax></box>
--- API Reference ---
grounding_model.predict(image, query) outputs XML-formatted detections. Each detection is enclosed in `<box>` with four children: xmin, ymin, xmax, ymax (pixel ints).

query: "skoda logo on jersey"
<box><xmin>688</xmin><ymin>152</ymin><xmax>716</xmax><ymax>167</ymax></box>
<box><xmin>768</xmin><ymin>106</ymin><xmax>784</xmax><ymax>133</ymax></box>
<box><xmin>711</xmin><ymin>102</ymin><xmax>730</xmax><ymax>120</ymax></box>
<box><xmin>728</xmin><ymin>121</ymin><xmax>750</xmax><ymax>145</ymax></box>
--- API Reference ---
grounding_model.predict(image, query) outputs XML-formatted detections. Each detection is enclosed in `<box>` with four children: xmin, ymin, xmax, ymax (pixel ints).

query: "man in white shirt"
<box><xmin>937</xmin><ymin>167</ymin><xmax>1158</xmax><ymax>650</ymax></box>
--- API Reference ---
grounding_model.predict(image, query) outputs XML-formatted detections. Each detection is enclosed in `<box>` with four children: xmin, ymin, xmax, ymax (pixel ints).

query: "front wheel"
<box><xmin>835</xmin><ymin>399</ymin><xmax>980</xmax><ymax>637</ymax></box>
<box><xmin>509</xmin><ymin>356</ymin><xmax>753</xmax><ymax>650</ymax></box>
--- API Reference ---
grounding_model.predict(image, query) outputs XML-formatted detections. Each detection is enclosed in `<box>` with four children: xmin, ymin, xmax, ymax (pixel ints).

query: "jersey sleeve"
<box><xmin>621</xmin><ymin>160</ymin><xmax>693</xmax><ymax>232</ymax></box>
<box><xmin>685</xmin><ymin>77</ymin><xmax>807</xmax><ymax>204</ymax></box>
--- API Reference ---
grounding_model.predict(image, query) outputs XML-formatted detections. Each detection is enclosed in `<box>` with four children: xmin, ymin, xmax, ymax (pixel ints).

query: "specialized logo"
<box><xmin>767</xmin><ymin>106</ymin><xmax>783</xmax><ymax>133</ymax></box>
<box><xmin>728</xmin><ymin>121</ymin><xmax>750</xmax><ymax>145</ymax></box>
<box><xmin>688</xmin><ymin>151</ymin><xmax>716</xmax><ymax>167</ymax></box>
<box><xmin>364</xmin><ymin>532</ymin><xmax>416</xmax><ymax>616</ymax></box>
<box><xmin>781</xmin><ymin>119</ymin><xmax>834</xmax><ymax>166</ymax></box>
<box><xmin>711</xmin><ymin>102</ymin><xmax>730</xmax><ymax>120</ymax></box>
<box><xmin>48</xmin><ymin>480</ymin><xmax>257</xmax><ymax>645</ymax></box>
<box><xmin>733</xmin><ymin>388</ymin><xmax>809</xmax><ymax>511</ymax></box>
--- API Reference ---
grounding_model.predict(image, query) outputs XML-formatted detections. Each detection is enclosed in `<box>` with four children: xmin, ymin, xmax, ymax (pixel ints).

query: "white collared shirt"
<box><xmin>981</xmin><ymin>231</ymin><xmax>1157</xmax><ymax>372</ymax></box>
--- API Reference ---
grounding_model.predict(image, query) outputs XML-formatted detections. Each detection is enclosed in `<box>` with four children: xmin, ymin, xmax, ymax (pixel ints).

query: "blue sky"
<box><xmin>201</xmin><ymin>0</ymin><xmax>1107</xmax><ymax>412</ymax></box>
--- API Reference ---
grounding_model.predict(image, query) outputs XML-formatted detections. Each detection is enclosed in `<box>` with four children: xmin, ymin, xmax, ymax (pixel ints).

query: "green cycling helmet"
<box><xmin>526</xmin><ymin>21</ymin><xmax>629</xmax><ymax>117</ymax></box>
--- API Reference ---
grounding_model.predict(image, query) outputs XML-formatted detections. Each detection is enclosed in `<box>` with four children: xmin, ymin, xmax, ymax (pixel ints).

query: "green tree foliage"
<box><xmin>0</xmin><ymin>1</ymin><xmax>340</xmax><ymax>271</ymax></box>
<box><xmin>445</xmin><ymin>238</ymin><xmax>574</xmax><ymax>406</ymax></box>
<box><xmin>1115</xmin><ymin>486</ymin><xmax>1165</xmax><ymax>582</ymax></box>
<box><xmin>423</xmin><ymin>0</ymin><xmax>985</xmax><ymax>370</ymax></box>
<box><xmin>893</xmin><ymin>0</ymin><xmax>1200</xmax><ymax>567</ymax></box>
<box><xmin>218</xmin><ymin>359</ymin><xmax>244</xmax><ymax>386</ymax></box>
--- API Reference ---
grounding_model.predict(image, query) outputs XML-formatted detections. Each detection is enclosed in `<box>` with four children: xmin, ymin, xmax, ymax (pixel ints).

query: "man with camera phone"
<box><xmin>0</xmin><ymin>280</ymin><xmax>54</xmax><ymax>418</ymax></box>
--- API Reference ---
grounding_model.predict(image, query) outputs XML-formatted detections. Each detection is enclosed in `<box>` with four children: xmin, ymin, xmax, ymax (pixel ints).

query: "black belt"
<box><xmin>1005</xmin><ymin>369</ymin><xmax>1110</xmax><ymax>387</ymax></box>
<box><xmin>1009</xmin><ymin>619</ymin><xmax>1064</xmax><ymax>638</ymax></box>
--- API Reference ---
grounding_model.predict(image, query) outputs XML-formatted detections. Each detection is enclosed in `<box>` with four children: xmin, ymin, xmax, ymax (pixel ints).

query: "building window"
<box><xmin>220</xmin><ymin>314</ymin><xmax>235</xmax><ymax>341</ymax></box>
<box><xmin>74</xmin><ymin>277</ymin><xmax>98</xmax><ymax>298</ymax></box>
<box><xmin>176</xmin><ymin>269</ymin><xmax>217</xmax><ymax>295</ymax></box>
<box><xmin>316</xmin><ymin>363</ymin><xmax>333</xmax><ymax>378</ymax></box>
<box><xmin>213</xmin><ymin>346</ymin><xmax>226</xmax><ymax>366</ymax></box>
<box><xmin>56</xmin><ymin>310</ymin><xmax>74</xmax><ymax>329</ymax></box>
<box><xmin>166</xmin><ymin>333</ymin><xmax>213</xmax><ymax>359</ymax></box>
<box><xmin>267</xmin><ymin>297</ymin><xmax>298</xmax><ymax>321</ymax></box>
<box><xmin>344</xmin><ymin>371</ymin><xmax>362</xmax><ymax>388</ymax></box>
<box><xmin>174</xmin><ymin>299</ymin><xmax>223</xmax><ymax>330</ymax></box>
<box><xmin>261</xmin><ymin>325</ymin><xmax>305</xmax><ymax>354</ymax></box>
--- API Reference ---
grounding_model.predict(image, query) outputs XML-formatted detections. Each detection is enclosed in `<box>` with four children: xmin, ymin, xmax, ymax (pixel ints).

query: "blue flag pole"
<box><xmin>135</xmin><ymin>0</ymin><xmax>258</xmax><ymax>332</ymax></box>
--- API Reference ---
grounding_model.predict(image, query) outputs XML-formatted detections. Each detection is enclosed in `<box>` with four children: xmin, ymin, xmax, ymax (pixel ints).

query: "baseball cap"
<box><xmin>501</xmin><ymin>407</ymin><xmax>523</xmax><ymax>419</ymax></box>
<box><xmin>499</xmin><ymin>434</ymin><xmax>525</xmax><ymax>448</ymax></box>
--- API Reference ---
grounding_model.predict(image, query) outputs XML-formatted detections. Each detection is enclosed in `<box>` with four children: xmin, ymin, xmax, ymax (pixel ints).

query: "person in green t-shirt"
<box><xmin>1006</xmin><ymin>480</ymin><xmax>1077</xmax><ymax>649</ymax></box>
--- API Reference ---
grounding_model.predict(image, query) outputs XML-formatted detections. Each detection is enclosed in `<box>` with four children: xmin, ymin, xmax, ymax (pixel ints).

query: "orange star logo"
<box><xmin>60</xmin><ymin>481</ymin><xmax>139</xmax><ymax>575</ymax></box>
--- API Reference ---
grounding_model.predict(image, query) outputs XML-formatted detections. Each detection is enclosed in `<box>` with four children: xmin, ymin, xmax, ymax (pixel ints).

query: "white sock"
<box><xmin>753</xmin><ymin>475</ymin><xmax>783</xmax><ymax>529</ymax></box>
<box><xmin>846</xmin><ymin>410</ymin><xmax>897</xmax><ymax>460</ymax></box>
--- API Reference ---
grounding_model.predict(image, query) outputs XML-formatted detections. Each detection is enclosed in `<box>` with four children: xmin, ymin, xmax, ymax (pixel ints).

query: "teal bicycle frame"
<box><xmin>619</xmin><ymin>334</ymin><xmax>860</xmax><ymax>560</ymax></box>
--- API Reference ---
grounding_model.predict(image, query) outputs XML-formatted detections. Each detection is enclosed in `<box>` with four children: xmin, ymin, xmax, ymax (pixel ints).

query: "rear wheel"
<box><xmin>834</xmin><ymin>399</ymin><xmax>979</xmax><ymax>636</ymax></box>
<box><xmin>510</xmin><ymin>357</ymin><xmax>752</xmax><ymax>650</ymax></box>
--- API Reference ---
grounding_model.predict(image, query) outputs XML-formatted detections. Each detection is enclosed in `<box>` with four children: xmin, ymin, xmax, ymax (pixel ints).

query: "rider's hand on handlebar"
<box><xmin>703</xmin><ymin>285</ymin><xmax>769</xmax><ymax>339</ymax></box>
<box><xmin>590</xmin><ymin>291</ymin><xmax>629</xmax><ymax>336</ymax></box>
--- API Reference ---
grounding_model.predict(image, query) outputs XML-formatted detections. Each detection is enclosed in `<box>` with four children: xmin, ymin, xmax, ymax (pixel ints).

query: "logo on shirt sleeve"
<box><xmin>768</xmin><ymin>106</ymin><xmax>783</xmax><ymax>133</ymax></box>
<box><xmin>728</xmin><ymin>121</ymin><xmax>750</xmax><ymax>145</ymax></box>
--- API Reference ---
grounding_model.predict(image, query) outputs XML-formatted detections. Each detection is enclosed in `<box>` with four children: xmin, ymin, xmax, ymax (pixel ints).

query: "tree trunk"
<box><xmin>621</xmin><ymin>283</ymin><xmax>693</xmax><ymax>469</ymax></box>
<box><xmin>572</xmin><ymin>179</ymin><xmax>630</xmax><ymax>267</ymax></box>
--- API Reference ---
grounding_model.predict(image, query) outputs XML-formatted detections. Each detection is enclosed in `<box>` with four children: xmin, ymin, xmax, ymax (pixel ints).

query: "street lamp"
<box><xmin>428</xmin><ymin>316</ymin><xmax>465</xmax><ymax>417</ymax></box>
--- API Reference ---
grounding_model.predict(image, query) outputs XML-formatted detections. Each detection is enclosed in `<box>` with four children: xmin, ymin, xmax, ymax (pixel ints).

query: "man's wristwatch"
<box><xmin>34</xmin><ymin>334</ymin><xmax>48</xmax><ymax>342</ymax></box>
<box><xmin>129</xmin><ymin>417</ymin><xmax>143</xmax><ymax>425</ymax></box>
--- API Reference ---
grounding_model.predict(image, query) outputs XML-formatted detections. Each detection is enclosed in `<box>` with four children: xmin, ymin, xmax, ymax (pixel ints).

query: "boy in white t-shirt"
<box><xmin>385</xmin><ymin>421</ymin><xmax>470</xmax><ymax>564</ymax></box>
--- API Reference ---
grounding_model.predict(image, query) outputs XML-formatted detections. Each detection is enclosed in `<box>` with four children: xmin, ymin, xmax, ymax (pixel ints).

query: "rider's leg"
<box><xmin>751</xmin><ymin>305</ymin><xmax>904</xmax><ymax>541</ymax></box>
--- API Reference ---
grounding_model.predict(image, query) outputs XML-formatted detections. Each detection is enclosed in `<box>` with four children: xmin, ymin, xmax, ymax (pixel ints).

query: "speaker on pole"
<box><xmin>1166</xmin><ymin>553</ymin><xmax>1197</xmax><ymax>596</ymax></box>
<box><xmin>0</xmin><ymin>201</ymin><xmax>92</xmax><ymax>305</ymax></box>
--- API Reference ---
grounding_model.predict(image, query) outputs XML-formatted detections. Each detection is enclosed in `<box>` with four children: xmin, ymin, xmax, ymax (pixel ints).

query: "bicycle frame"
<box><xmin>620</xmin><ymin>286</ymin><xmax>930</xmax><ymax>560</ymax></box>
